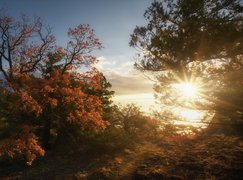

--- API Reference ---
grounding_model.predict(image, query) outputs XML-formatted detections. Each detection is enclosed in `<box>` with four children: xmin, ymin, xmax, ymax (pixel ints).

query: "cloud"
<box><xmin>121</xmin><ymin>61</ymin><xmax>134</xmax><ymax>68</ymax></box>
<box><xmin>97</xmin><ymin>56</ymin><xmax>106</xmax><ymax>61</ymax></box>
<box><xmin>95</xmin><ymin>56</ymin><xmax>116</xmax><ymax>71</ymax></box>
<box><xmin>93</xmin><ymin>56</ymin><xmax>156</xmax><ymax>110</ymax></box>
<box><xmin>95</xmin><ymin>56</ymin><xmax>154</xmax><ymax>96</ymax></box>
<box><xmin>105</xmin><ymin>71</ymin><xmax>154</xmax><ymax>95</ymax></box>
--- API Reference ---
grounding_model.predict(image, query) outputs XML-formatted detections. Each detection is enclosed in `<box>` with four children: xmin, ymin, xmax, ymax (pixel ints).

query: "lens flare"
<box><xmin>174</xmin><ymin>83</ymin><xmax>198</xmax><ymax>98</ymax></box>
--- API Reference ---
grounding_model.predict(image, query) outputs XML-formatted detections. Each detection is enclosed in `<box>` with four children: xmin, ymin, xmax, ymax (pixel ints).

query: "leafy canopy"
<box><xmin>0</xmin><ymin>11</ymin><xmax>111</xmax><ymax>165</ymax></box>
<box><xmin>130</xmin><ymin>0</ymin><xmax>242</xmax><ymax>72</ymax></box>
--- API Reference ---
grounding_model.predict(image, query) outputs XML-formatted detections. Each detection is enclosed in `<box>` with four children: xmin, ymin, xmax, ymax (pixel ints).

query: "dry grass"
<box><xmin>1</xmin><ymin>134</ymin><xmax>243</xmax><ymax>179</ymax></box>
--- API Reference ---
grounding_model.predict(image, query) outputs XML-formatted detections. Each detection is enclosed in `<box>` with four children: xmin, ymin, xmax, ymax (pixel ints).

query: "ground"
<box><xmin>1</xmin><ymin>135</ymin><xmax>243</xmax><ymax>179</ymax></box>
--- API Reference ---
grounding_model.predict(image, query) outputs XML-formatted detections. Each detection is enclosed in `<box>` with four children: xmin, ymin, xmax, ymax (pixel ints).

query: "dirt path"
<box><xmin>118</xmin><ymin>143</ymin><xmax>160</xmax><ymax>178</ymax></box>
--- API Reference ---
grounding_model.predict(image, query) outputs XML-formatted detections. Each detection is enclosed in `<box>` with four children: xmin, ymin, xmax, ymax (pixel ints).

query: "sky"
<box><xmin>0</xmin><ymin>0</ymin><xmax>157</xmax><ymax>111</ymax></box>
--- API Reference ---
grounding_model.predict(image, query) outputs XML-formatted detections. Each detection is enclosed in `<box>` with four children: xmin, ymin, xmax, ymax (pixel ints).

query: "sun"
<box><xmin>174</xmin><ymin>83</ymin><xmax>198</xmax><ymax>99</ymax></box>
<box><xmin>180</xmin><ymin>109</ymin><xmax>202</xmax><ymax>122</ymax></box>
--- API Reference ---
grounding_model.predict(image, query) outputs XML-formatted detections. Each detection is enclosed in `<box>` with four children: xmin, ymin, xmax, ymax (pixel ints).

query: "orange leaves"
<box><xmin>43</xmin><ymin>85</ymin><xmax>55</xmax><ymax>93</ymax></box>
<box><xmin>67</xmin><ymin>108</ymin><xmax>106</xmax><ymax>132</ymax></box>
<box><xmin>48</xmin><ymin>98</ymin><xmax>58</xmax><ymax>108</ymax></box>
<box><xmin>0</xmin><ymin>14</ymin><xmax>108</xmax><ymax>165</ymax></box>
<box><xmin>0</xmin><ymin>12</ymin><xmax>56</xmax><ymax>78</ymax></box>
<box><xmin>52</xmin><ymin>71</ymin><xmax>106</xmax><ymax>131</ymax></box>
<box><xmin>64</xmin><ymin>24</ymin><xmax>103</xmax><ymax>71</ymax></box>
<box><xmin>15</xmin><ymin>68</ymin><xmax>107</xmax><ymax>132</ymax></box>
<box><xmin>0</xmin><ymin>125</ymin><xmax>45</xmax><ymax>166</ymax></box>
<box><xmin>1</xmin><ymin>68</ymin><xmax>107</xmax><ymax>164</ymax></box>
<box><xmin>18</xmin><ymin>91</ymin><xmax>42</xmax><ymax>117</ymax></box>
<box><xmin>0</xmin><ymin>11</ymin><xmax>104</xmax><ymax>83</ymax></box>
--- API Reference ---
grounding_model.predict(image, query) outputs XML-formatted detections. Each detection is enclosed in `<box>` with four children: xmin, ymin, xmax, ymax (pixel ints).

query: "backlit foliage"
<box><xmin>130</xmin><ymin>0</ymin><xmax>243</xmax><ymax>134</ymax></box>
<box><xmin>0</xmin><ymin>125</ymin><xmax>44</xmax><ymax>166</ymax></box>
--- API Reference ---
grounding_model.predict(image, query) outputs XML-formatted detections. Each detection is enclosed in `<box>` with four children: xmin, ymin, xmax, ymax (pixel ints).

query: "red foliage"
<box><xmin>11</xmin><ymin>67</ymin><xmax>107</xmax><ymax>130</ymax></box>
<box><xmin>0</xmin><ymin>12</ymin><xmax>107</xmax><ymax>164</ymax></box>
<box><xmin>0</xmin><ymin>126</ymin><xmax>45</xmax><ymax>166</ymax></box>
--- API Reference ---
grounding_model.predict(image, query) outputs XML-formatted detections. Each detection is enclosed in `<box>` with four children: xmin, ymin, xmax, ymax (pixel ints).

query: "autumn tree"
<box><xmin>0</xmin><ymin>12</ymin><xmax>109</xmax><ymax>165</ymax></box>
<box><xmin>82</xmin><ymin>72</ymin><xmax>115</xmax><ymax>117</ymax></box>
<box><xmin>130</xmin><ymin>0</ymin><xmax>243</xmax><ymax>134</ymax></box>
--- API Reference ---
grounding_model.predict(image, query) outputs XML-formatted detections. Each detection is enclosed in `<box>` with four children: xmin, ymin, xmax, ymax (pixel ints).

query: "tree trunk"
<box><xmin>42</xmin><ymin>117</ymin><xmax>51</xmax><ymax>150</ymax></box>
